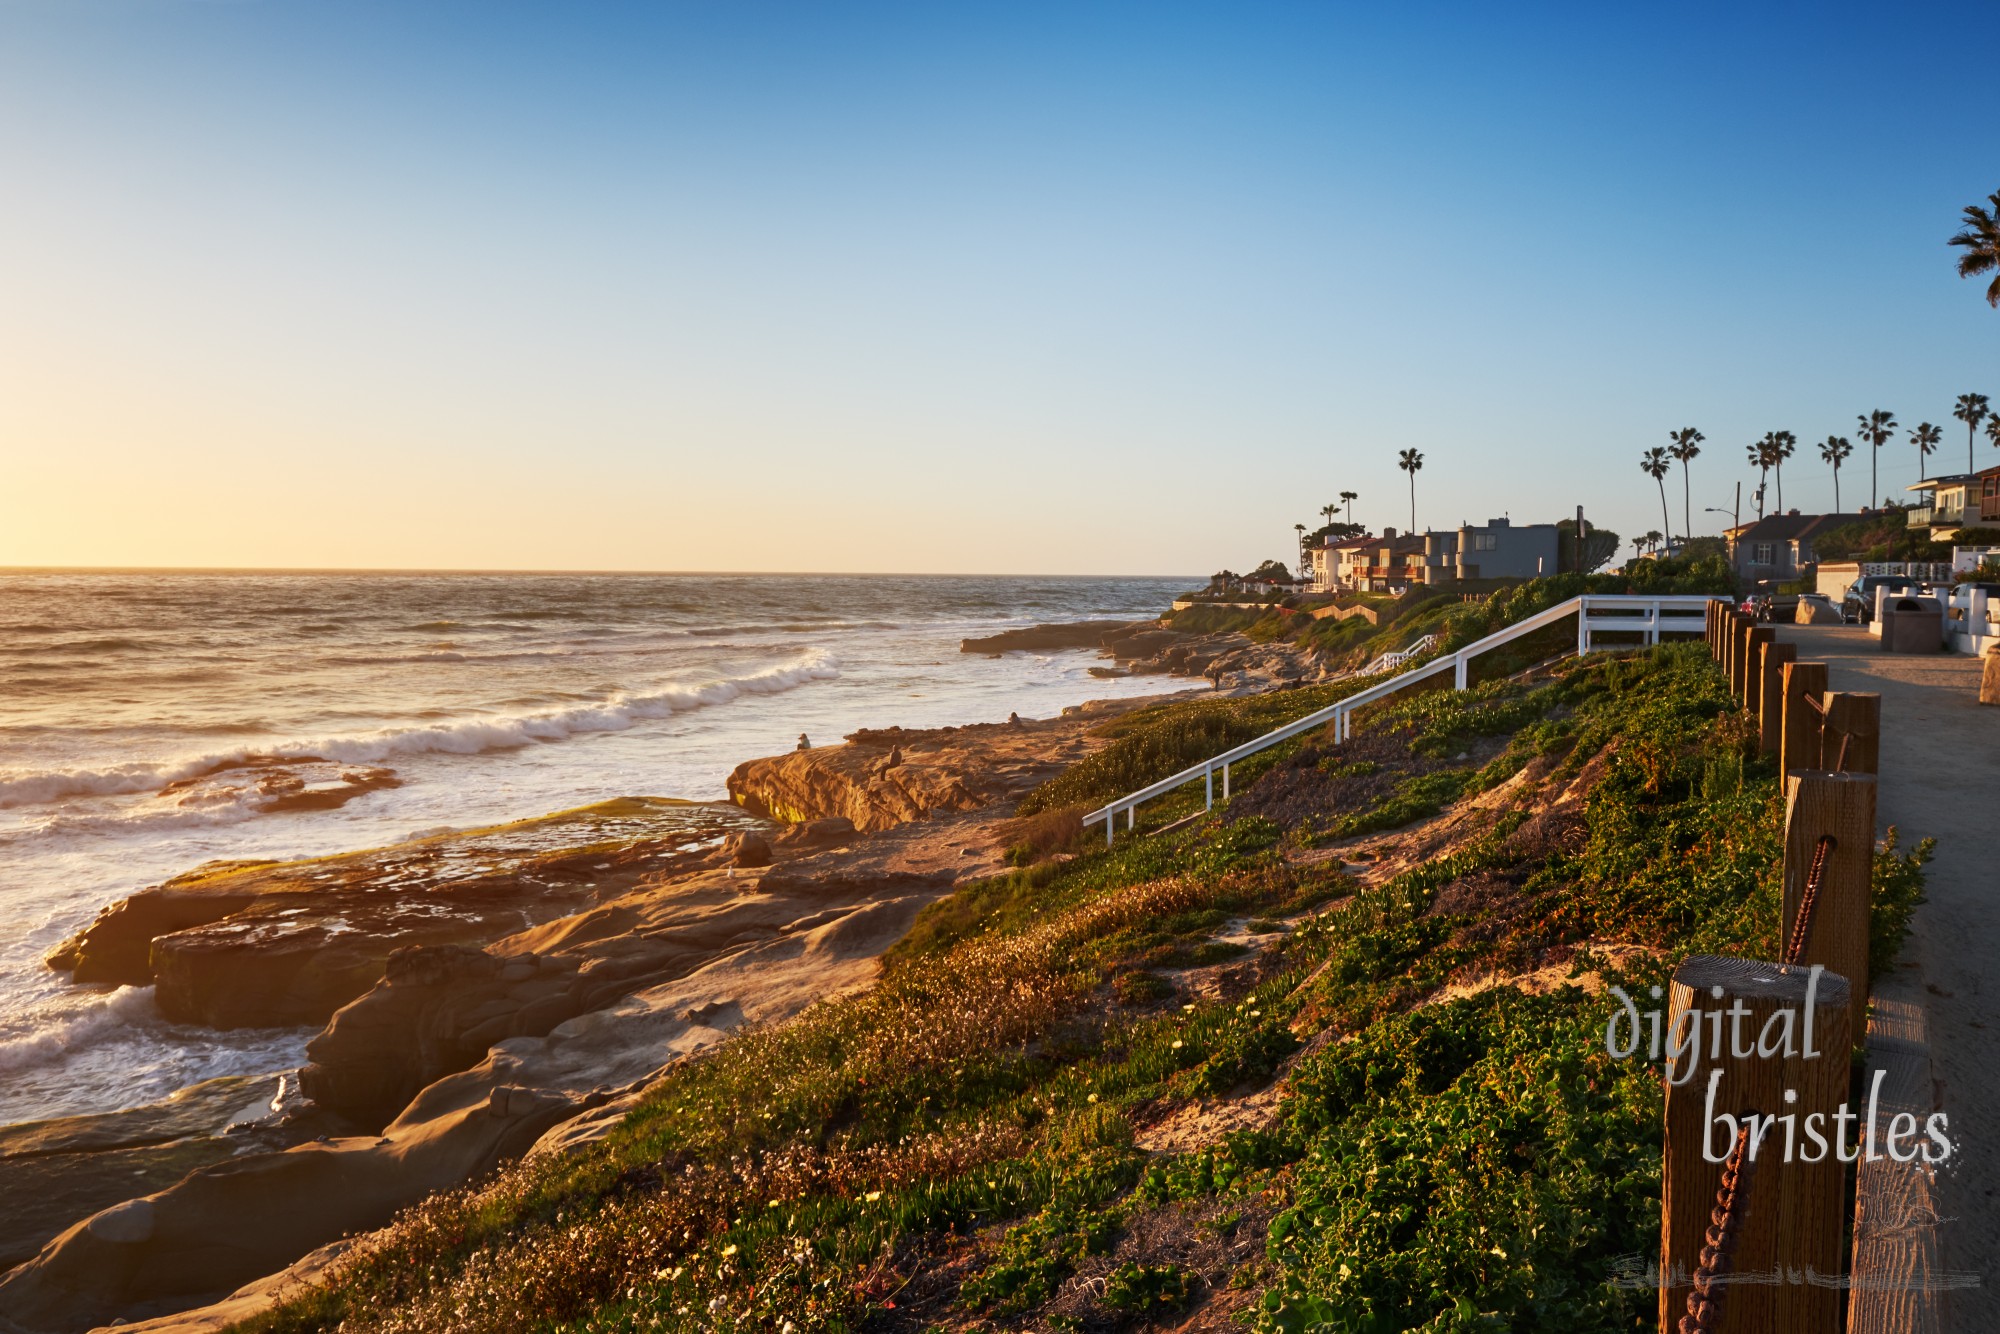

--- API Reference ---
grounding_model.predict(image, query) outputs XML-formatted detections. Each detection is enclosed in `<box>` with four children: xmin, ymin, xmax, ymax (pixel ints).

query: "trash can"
<box><xmin>1880</xmin><ymin>597</ymin><xmax>1942</xmax><ymax>653</ymax></box>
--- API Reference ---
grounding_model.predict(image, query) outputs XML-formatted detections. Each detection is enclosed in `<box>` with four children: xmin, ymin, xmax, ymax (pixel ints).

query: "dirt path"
<box><xmin>1778</xmin><ymin>624</ymin><xmax>1996</xmax><ymax>1323</ymax></box>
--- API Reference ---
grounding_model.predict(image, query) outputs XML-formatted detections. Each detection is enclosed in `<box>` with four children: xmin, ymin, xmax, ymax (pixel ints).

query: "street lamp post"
<box><xmin>1705</xmin><ymin>482</ymin><xmax>1742</xmax><ymax>571</ymax></box>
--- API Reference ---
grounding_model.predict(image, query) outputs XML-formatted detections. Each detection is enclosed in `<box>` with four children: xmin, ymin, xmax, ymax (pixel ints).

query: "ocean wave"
<box><xmin>8</xmin><ymin>637</ymin><xmax>152</xmax><ymax>657</ymax></box>
<box><xmin>0</xmin><ymin>649</ymin><xmax>841</xmax><ymax>811</ymax></box>
<box><xmin>0</xmin><ymin>986</ymin><xmax>160</xmax><ymax>1076</ymax></box>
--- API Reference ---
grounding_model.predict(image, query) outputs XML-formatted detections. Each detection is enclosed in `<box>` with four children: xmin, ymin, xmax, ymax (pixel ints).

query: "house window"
<box><xmin>1752</xmin><ymin>543</ymin><xmax>1775</xmax><ymax>565</ymax></box>
<box><xmin>1472</xmin><ymin>532</ymin><xmax>1498</xmax><ymax>551</ymax></box>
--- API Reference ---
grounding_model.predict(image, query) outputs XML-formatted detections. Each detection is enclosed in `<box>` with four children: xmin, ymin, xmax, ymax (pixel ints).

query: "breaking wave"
<box><xmin>0</xmin><ymin>650</ymin><xmax>841</xmax><ymax>811</ymax></box>
<box><xmin>0</xmin><ymin>987</ymin><xmax>160</xmax><ymax>1076</ymax></box>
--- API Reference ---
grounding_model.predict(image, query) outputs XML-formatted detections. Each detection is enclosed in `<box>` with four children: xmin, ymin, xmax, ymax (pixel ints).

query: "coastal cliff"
<box><xmin>0</xmin><ymin>696</ymin><xmax>1172</xmax><ymax>1334</ymax></box>
<box><xmin>724</xmin><ymin>698</ymin><xmax>1153</xmax><ymax>830</ymax></box>
<box><xmin>960</xmin><ymin>618</ymin><xmax>1330</xmax><ymax>688</ymax></box>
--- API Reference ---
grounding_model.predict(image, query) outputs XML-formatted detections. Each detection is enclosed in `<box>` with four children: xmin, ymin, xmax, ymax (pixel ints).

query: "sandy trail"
<box><xmin>1778</xmin><ymin>624</ymin><xmax>1996</xmax><ymax>1325</ymax></box>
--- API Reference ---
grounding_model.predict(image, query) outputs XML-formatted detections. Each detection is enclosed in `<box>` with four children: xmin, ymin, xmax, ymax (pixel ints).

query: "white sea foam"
<box><xmin>0</xmin><ymin>986</ymin><xmax>160</xmax><ymax>1075</ymax></box>
<box><xmin>0</xmin><ymin>650</ymin><xmax>841</xmax><ymax>812</ymax></box>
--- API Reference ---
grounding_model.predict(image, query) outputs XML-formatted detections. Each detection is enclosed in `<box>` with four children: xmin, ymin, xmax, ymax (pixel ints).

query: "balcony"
<box><xmin>1908</xmin><ymin>505</ymin><xmax>1964</xmax><ymax>529</ymax></box>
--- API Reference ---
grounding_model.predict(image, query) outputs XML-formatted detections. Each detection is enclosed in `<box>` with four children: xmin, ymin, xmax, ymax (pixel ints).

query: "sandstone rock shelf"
<box><xmin>1</xmin><ymin>692</ymin><xmax>1189</xmax><ymax>1333</ymax></box>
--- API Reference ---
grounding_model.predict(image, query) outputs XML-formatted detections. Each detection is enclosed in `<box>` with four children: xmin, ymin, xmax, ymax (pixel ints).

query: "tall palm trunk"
<box><xmin>1774</xmin><ymin>460</ymin><xmax>1783</xmax><ymax>513</ymax></box>
<box><xmin>1656</xmin><ymin>477</ymin><xmax>1671</xmax><ymax>550</ymax></box>
<box><xmin>1679</xmin><ymin>463</ymin><xmax>1692</xmax><ymax>541</ymax></box>
<box><xmin>1870</xmin><ymin>447</ymin><xmax>1878</xmax><ymax>512</ymax></box>
<box><xmin>1832</xmin><ymin>462</ymin><xmax>1841</xmax><ymax>514</ymax></box>
<box><xmin>1407</xmin><ymin>475</ymin><xmax>1415</xmax><ymax>531</ymax></box>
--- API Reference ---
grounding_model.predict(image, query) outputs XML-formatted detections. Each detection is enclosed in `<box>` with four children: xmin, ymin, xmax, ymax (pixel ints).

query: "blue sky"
<box><xmin>2</xmin><ymin>1</ymin><xmax>1995</xmax><ymax>572</ymax></box>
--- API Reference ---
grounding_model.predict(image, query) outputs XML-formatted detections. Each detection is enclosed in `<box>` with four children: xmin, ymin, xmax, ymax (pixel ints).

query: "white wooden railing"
<box><xmin>1358</xmin><ymin>634</ymin><xmax>1437</xmax><ymax>676</ymax></box>
<box><xmin>1084</xmin><ymin>594</ymin><xmax>1722</xmax><ymax>843</ymax></box>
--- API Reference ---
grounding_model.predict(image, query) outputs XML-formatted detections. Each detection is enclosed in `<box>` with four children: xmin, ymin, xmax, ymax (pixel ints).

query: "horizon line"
<box><xmin>0</xmin><ymin>564</ymin><xmax>1205</xmax><ymax>580</ymax></box>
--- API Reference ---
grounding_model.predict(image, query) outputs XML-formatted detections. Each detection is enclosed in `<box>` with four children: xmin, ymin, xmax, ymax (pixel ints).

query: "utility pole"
<box><xmin>1575</xmin><ymin>504</ymin><xmax>1586</xmax><ymax>574</ymax></box>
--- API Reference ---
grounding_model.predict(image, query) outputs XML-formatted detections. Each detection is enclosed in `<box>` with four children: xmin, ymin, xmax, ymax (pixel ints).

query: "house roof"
<box><xmin>1730</xmin><ymin>512</ymin><xmax>1845</xmax><ymax>544</ymax></box>
<box><xmin>1906</xmin><ymin>474</ymin><xmax>1979</xmax><ymax>492</ymax></box>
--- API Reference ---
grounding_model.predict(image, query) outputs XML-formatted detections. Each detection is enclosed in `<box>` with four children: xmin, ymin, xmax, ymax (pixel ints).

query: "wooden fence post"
<box><xmin>1783</xmin><ymin>771</ymin><xmax>1875</xmax><ymax>1042</ymax></box>
<box><xmin>1822</xmin><ymin>693</ymin><xmax>1880</xmax><ymax>775</ymax></box>
<box><xmin>1758</xmin><ymin>642</ymin><xmax>1795</xmax><ymax>756</ymax></box>
<box><xmin>1661</xmin><ymin>955</ymin><xmax>1852</xmax><ymax>1333</ymax></box>
<box><xmin>1780</xmin><ymin>662</ymin><xmax>1828</xmax><ymax>777</ymax></box>
<box><xmin>1742</xmin><ymin>627</ymin><xmax>1774</xmax><ymax>714</ymax></box>
<box><xmin>1730</xmin><ymin>618</ymin><xmax>1752</xmax><ymax>698</ymax></box>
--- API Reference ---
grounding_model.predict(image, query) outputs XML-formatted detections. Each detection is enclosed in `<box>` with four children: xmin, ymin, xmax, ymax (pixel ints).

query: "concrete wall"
<box><xmin>1818</xmin><ymin>562</ymin><xmax>1861</xmax><ymax>602</ymax></box>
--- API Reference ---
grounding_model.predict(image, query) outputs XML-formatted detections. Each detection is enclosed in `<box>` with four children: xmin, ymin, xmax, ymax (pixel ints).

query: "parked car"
<box><xmin>1842</xmin><ymin>576</ymin><xmax>1919</xmax><ymax>625</ymax></box>
<box><xmin>1740</xmin><ymin>591</ymin><xmax>1798</xmax><ymax>623</ymax></box>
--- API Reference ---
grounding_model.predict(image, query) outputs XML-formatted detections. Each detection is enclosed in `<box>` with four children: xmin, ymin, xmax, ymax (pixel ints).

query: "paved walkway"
<box><xmin>1777</xmin><ymin>624</ymin><xmax>1997</xmax><ymax>1325</ymax></box>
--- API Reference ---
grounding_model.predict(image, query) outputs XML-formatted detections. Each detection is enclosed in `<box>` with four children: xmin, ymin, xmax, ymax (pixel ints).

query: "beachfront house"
<box><xmin>1420</xmin><ymin>518</ymin><xmax>1560</xmax><ymax>586</ymax></box>
<box><xmin>1906</xmin><ymin>466</ymin><xmax>2000</xmax><ymax>539</ymax></box>
<box><xmin>1345</xmin><ymin>529</ymin><xmax>1427</xmax><ymax>593</ymax></box>
<box><xmin>1309</xmin><ymin>534</ymin><xmax>1377</xmax><ymax>592</ymax></box>
<box><xmin>1723</xmin><ymin>511</ymin><xmax>1842</xmax><ymax>585</ymax></box>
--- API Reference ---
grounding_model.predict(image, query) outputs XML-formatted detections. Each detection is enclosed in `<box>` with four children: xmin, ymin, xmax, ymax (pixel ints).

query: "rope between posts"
<box><xmin>1783</xmin><ymin>834</ymin><xmax>1836</xmax><ymax>966</ymax></box>
<box><xmin>1679</xmin><ymin>1122</ymin><xmax>1759</xmax><ymax>1334</ymax></box>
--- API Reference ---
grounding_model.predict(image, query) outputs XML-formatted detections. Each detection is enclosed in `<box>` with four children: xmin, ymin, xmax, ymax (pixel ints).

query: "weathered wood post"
<box><xmin>1729</xmin><ymin>618</ymin><xmax>1751</xmax><ymax>697</ymax></box>
<box><xmin>1742</xmin><ymin>627</ymin><xmax>1774</xmax><ymax>714</ymax></box>
<box><xmin>1783</xmin><ymin>771</ymin><xmax>1875</xmax><ymax>1042</ymax></box>
<box><xmin>1758</xmin><ymin>642</ymin><xmax>1795</xmax><ymax>756</ymax></box>
<box><xmin>1779</xmin><ymin>662</ymin><xmax>1828</xmax><ymax>777</ymax></box>
<box><xmin>1821</xmin><ymin>693</ymin><xmax>1881</xmax><ymax>775</ymax></box>
<box><xmin>1660</xmin><ymin>956</ymin><xmax>1852</xmax><ymax>1333</ymax></box>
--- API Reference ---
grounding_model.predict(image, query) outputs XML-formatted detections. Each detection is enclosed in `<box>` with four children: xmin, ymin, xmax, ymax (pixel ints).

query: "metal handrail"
<box><xmin>1084</xmin><ymin>593</ymin><xmax>1721</xmax><ymax>842</ymax></box>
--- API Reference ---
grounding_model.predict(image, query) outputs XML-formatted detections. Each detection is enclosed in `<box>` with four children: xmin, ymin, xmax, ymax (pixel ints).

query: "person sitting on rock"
<box><xmin>796</xmin><ymin>733</ymin><xmax>812</xmax><ymax>751</ymax></box>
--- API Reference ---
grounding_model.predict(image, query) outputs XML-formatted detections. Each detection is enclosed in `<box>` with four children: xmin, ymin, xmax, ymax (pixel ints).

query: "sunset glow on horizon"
<box><xmin>5</xmin><ymin>1</ymin><xmax>1998</xmax><ymax>574</ymax></box>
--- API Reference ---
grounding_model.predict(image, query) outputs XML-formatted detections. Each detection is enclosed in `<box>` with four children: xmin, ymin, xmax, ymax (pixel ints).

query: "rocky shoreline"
<box><xmin>960</xmin><ymin>616</ymin><xmax>1330</xmax><ymax>689</ymax></box>
<box><xmin>0</xmin><ymin>674</ymin><xmax>1186</xmax><ymax>1334</ymax></box>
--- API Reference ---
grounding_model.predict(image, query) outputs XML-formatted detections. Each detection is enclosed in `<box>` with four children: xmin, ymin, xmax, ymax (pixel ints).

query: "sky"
<box><xmin>2</xmin><ymin>1</ymin><xmax>1997</xmax><ymax>574</ymax></box>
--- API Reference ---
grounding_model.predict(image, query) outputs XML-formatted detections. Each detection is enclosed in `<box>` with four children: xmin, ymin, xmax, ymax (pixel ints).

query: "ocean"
<box><xmin>0</xmin><ymin>571</ymin><xmax>1189</xmax><ymax>1127</ymax></box>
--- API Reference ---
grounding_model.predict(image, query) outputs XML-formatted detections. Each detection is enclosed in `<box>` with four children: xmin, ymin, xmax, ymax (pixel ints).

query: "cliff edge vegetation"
<box><xmin>226</xmin><ymin>622</ymin><xmax>1928</xmax><ymax>1333</ymax></box>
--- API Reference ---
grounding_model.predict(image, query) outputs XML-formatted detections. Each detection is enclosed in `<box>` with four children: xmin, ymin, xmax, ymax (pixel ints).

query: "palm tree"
<box><xmin>1295</xmin><ymin>522</ymin><xmax>1309</xmax><ymax>577</ymax></box>
<box><xmin>1339</xmin><ymin>490</ymin><xmax>1357</xmax><ymax>523</ymax></box>
<box><xmin>1912</xmin><ymin>422</ymin><xmax>1942</xmax><ymax>484</ymax></box>
<box><xmin>1640</xmin><ymin>446</ymin><xmax>1672</xmax><ymax>545</ymax></box>
<box><xmin>1746</xmin><ymin>436</ymin><xmax>1776</xmax><ymax>518</ymax></box>
<box><xmin>1396</xmin><ymin>450</ymin><xmax>1423</xmax><ymax>530</ymax></box>
<box><xmin>1319</xmin><ymin>502</ymin><xmax>1339</xmax><ymax>530</ymax></box>
<box><xmin>1818</xmin><ymin>436</ymin><xmax>1853</xmax><ymax>513</ymax></box>
<box><xmin>1858</xmin><ymin>410</ymin><xmax>1897</xmax><ymax>509</ymax></box>
<box><xmin>1987</xmin><ymin>414</ymin><xmax>2000</xmax><ymax>453</ymax></box>
<box><xmin>1769</xmin><ymin>430</ymin><xmax>1797</xmax><ymax>511</ymax></box>
<box><xmin>1631</xmin><ymin>535</ymin><xmax>1647</xmax><ymax>560</ymax></box>
<box><xmin>1956</xmin><ymin>393</ymin><xmax>1991</xmax><ymax>474</ymax></box>
<box><xmin>1667</xmin><ymin>427</ymin><xmax>1703</xmax><ymax>540</ymax></box>
<box><xmin>1949</xmin><ymin>191</ymin><xmax>2000</xmax><ymax>306</ymax></box>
